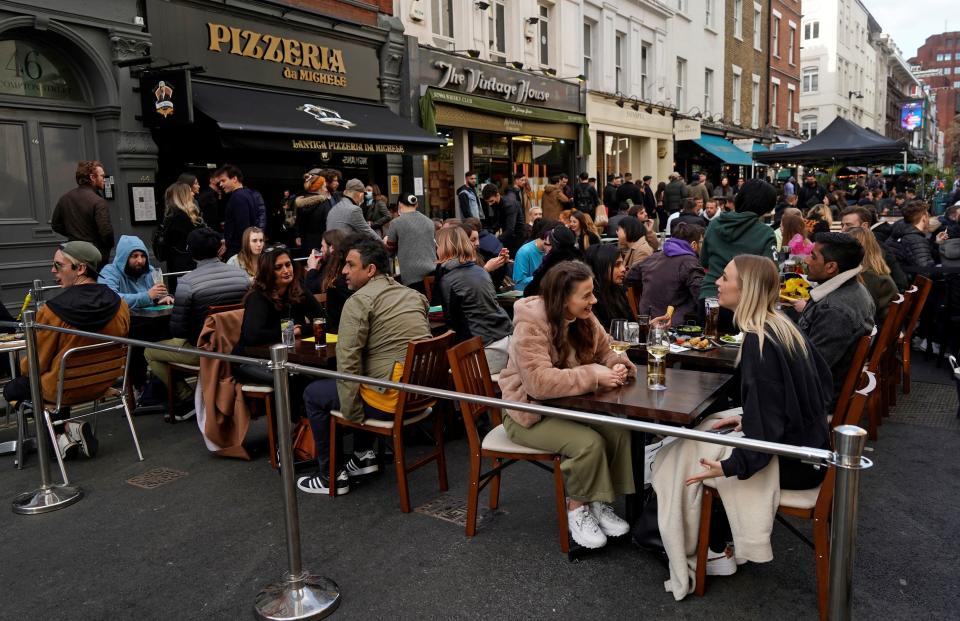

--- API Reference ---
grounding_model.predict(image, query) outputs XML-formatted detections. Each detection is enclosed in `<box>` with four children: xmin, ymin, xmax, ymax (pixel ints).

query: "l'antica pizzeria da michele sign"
<box><xmin>419</xmin><ymin>48</ymin><xmax>582</xmax><ymax>115</ymax></box>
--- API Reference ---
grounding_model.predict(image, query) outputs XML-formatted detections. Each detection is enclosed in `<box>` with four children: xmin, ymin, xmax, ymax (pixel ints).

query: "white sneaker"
<box><xmin>64</xmin><ymin>421</ymin><xmax>98</xmax><ymax>458</ymax></box>
<box><xmin>705</xmin><ymin>547</ymin><xmax>738</xmax><ymax>576</ymax></box>
<box><xmin>568</xmin><ymin>505</ymin><xmax>607</xmax><ymax>549</ymax></box>
<box><xmin>56</xmin><ymin>433</ymin><xmax>79</xmax><ymax>460</ymax></box>
<box><xmin>589</xmin><ymin>502</ymin><xmax>630</xmax><ymax>537</ymax></box>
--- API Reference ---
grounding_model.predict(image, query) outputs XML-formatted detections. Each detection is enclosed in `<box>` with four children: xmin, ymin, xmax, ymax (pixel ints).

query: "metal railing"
<box><xmin>5</xmin><ymin>313</ymin><xmax>872</xmax><ymax>620</ymax></box>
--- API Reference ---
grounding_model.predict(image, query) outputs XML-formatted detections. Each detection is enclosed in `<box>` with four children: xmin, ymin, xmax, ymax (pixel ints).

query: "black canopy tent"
<box><xmin>753</xmin><ymin>117</ymin><xmax>910</xmax><ymax>166</ymax></box>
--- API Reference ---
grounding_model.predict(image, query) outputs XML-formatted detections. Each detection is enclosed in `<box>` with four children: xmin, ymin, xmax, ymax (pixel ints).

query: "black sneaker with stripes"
<box><xmin>297</xmin><ymin>469</ymin><xmax>349</xmax><ymax>495</ymax></box>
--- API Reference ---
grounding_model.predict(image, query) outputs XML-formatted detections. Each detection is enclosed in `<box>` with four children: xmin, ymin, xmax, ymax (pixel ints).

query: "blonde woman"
<box><xmin>227</xmin><ymin>226</ymin><xmax>264</xmax><ymax>279</ymax></box>
<box><xmin>805</xmin><ymin>204</ymin><xmax>833</xmax><ymax>235</ymax></box>
<box><xmin>847</xmin><ymin>227</ymin><xmax>897</xmax><ymax>321</ymax></box>
<box><xmin>657</xmin><ymin>255</ymin><xmax>832</xmax><ymax>576</ymax></box>
<box><xmin>161</xmin><ymin>181</ymin><xmax>204</xmax><ymax>272</ymax></box>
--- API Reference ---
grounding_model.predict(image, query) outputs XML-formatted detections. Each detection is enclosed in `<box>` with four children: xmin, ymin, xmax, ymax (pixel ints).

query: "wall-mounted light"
<box><xmin>475</xmin><ymin>1</ymin><xmax>491</xmax><ymax>9</ymax></box>
<box><xmin>541</xmin><ymin>68</ymin><xmax>557</xmax><ymax>77</ymax></box>
<box><xmin>510</xmin><ymin>61</ymin><xmax>524</xmax><ymax>70</ymax></box>
<box><xmin>451</xmin><ymin>49</ymin><xmax>481</xmax><ymax>58</ymax></box>
<box><xmin>526</xmin><ymin>16</ymin><xmax>539</xmax><ymax>24</ymax></box>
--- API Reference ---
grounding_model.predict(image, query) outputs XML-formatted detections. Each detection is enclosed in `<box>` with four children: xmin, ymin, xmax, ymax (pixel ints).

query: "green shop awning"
<box><xmin>419</xmin><ymin>87</ymin><xmax>590</xmax><ymax>155</ymax></box>
<box><xmin>689</xmin><ymin>134</ymin><xmax>754</xmax><ymax>166</ymax></box>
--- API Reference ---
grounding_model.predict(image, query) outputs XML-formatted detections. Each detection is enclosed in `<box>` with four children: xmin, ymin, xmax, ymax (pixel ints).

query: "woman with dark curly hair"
<box><xmin>584</xmin><ymin>243</ymin><xmax>632</xmax><ymax>329</ymax></box>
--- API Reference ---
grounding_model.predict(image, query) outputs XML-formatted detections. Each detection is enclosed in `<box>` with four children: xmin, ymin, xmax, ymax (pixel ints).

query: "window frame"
<box><xmin>704</xmin><ymin>68</ymin><xmax>713</xmax><ymax>116</ymax></box>
<box><xmin>538</xmin><ymin>4</ymin><xmax>550</xmax><ymax>68</ymax></box>
<box><xmin>771</xmin><ymin>82</ymin><xmax>779</xmax><ymax>127</ymax></box>
<box><xmin>431</xmin><ymin>0</ymin><xmax>454</xmax><ymax>41</ymax></box>
<box><xmin>751</xmin><ymin>74</ymin><xmax>760</xmax><ymax>129</ymax></box>
<box><xmin>802</xmin><ymin>66</ymin><xmax>819</xmax><ymax>93</ymax></box>
<box><xmin>582</xmin><ymin>21</ymin><xmax>593</xmax><ymax>82</ymax></box>
<box><xmin>788</xmin><ymin>24</ymin><xmax>796</xmax><ymax>64</ymax></box>
<box><xmin>753</xmin><ymin>3</ymin><xmax>763</xmax><ymax>51</ymax></box>
<box><xmin>772</xmin><ymin>15</ymin><xmax>780</xmax><ymax>58</ymax></box>
<box><xmin>615</xmin><ymin>32</ymin><xmax>625</xmax><ymax>94</ymax></box>
<box><xmin>488</xmin><ymin>0</ymin><xmax>506</xmax><ymax>62</ymax></box>
<box><xmin>640</xmin><ymin>43</ymin><xmax>651</xmax><ymax>100</ymax></box>
<box><xmin>733</xmin><ymin>0</ymin><xmax>743</xmax><ymax>40</ymax></box>
<box><xmin>676</xmin><ymin>57</ymin><xmax>687</xmax><ymax>111</ymax></box>
<box><xmin>731</xmin><ymin>65</ymin><xmax>742</xmax><ymax>125</ymax></box>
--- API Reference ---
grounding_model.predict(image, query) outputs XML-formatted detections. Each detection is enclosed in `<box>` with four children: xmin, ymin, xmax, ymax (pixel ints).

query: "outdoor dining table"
<box><xmin>628</xmin><ymin>343</ymin><xmax>741</xmax><ymax>373</ymax></box>
<box><xmin>543</xmin><ymin>367</ymin><xmax>735</xmax><ymax>525</ymax></box>
<box><xmin>245</xmin><ymin>339</ymin><xmax>335</xmax><ymax>368</ymax></box>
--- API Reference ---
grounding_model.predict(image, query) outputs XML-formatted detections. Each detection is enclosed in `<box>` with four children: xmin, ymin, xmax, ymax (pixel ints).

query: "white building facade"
<box><xmin>797</xmin><ymin>0</ymin><xmax>883</xmax><ymax>138</ymax></box>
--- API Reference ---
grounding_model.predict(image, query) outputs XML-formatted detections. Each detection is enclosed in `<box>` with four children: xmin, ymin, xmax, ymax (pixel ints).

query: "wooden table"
<box><xmin>245</xmin><ymin>339</ymin><xmax>334</xmax><ymax>368</ymax></box>
<box><xmin>544</xmin><ymin>368</ymin><xmax>735</xmax><ymax>527</ymax></box>
<box><xmin>628</xmin><ymin>343</ymin><xmax>740</xmax><ymax>373</ymax></box>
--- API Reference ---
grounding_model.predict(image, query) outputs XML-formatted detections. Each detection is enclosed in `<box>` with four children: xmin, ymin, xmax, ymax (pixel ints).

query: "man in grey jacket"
<box><xmin>325</xmin><ymin>178</ymin><xmax>380</xmax><ymax>239</ymax></box>
<box><xmin>794</xmin><ymin>232</ymin><xmax>875</xmax><ymax>410</ymax></box>
<box><xmin>145</xmin><ymin>228</ymin><xmax>250</xmax><ymax>417</ymax></box>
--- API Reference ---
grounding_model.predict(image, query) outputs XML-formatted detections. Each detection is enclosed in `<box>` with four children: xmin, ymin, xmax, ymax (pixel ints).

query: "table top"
<box><xmin>0</xmin><ymin>339</ymin><xmax>25</xmax><ymax>352</ymax></box>
<box><xmin>543</xmin><ymin>368</ymin><xmax>734</xmax><ymax>425</ymax></box>
<box><xmin>628</xmin><ymin>343</ymin><xmax>740</xmax><ymax>372</ymax></box>
<box><xmin>130</xmin><ymin>306</ymin><xmax>174</xmax><ymax>318</ymax></box>
<box><xmin>245</xmin><ymin>339</ymin><xmax>333</xmax><ymax>367</ymax></box>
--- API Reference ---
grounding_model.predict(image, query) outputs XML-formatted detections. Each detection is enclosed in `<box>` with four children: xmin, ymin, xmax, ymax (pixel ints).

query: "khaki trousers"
<box><xmin>144</xmin><ymin>338</ymin><xmax>199</xmax><ymax>402</ymax></box>
<box><xmin>503</xmin><ymin>414</ymin><xmax>635</xmax><ymax>503</ymax></box>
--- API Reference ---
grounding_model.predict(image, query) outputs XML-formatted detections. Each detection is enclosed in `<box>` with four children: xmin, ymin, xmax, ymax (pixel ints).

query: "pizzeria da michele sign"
<box><xmin>145</xmin><ymin>0</ymin><xmax>380</xmax><ymax>100</ymax></box>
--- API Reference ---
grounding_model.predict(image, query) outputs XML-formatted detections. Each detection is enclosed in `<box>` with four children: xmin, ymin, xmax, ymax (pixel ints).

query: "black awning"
<box><xmin>192</xmin><ymin>82</ymin><xmax>445</xmax><ymax>155</ymax></box>
<box><xmin>752</xmin><ymin>117</ymin><xmax>909</xmax><ymax>166</ymax></box>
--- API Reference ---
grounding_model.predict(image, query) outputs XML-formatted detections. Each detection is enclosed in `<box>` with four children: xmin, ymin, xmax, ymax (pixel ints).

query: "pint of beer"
<box><xmin>704</xmin><ymin>297</ymin><xmax>720</xmax><ymax>339</ymax></box>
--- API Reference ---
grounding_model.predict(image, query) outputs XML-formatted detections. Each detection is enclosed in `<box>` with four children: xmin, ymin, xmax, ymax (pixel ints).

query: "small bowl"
<box><xmin>678</xmin><ymin>325</ymin><xmax>703</xmax><ymax>336</ymax></box>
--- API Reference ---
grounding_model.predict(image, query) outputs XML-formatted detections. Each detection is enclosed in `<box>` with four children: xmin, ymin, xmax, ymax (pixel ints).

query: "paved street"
<box><xmin>0</xmin><ymin>357</ymin><xmax>956</xmax><ymax>620</ymax></box>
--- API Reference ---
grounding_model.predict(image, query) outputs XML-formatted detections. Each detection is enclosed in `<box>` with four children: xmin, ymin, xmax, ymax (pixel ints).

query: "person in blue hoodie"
<box><xmin>98</xmin><ymin>235</ymin><xmax>171</xmax><ymax>309</ymax></box>
<box><xmin>98</xmin><ymin>234</ymin><xmax>173</xmax><ymax>397</ymax></box>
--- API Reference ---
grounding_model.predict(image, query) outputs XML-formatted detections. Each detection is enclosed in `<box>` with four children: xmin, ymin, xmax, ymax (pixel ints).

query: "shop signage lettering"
<box><xmin>433</xmin><ymin>60</ymin><xmax>550</xmax><ymax>105</ymax></box>
<box><xmin>207</xmin><ymin>23</ymin><xmax>348</xmax><ymax>88</ymax></box>
<box><xmin>291</xmin><ymin>139</ymin><xmax>405</xmax><ymax>154</ymax></box>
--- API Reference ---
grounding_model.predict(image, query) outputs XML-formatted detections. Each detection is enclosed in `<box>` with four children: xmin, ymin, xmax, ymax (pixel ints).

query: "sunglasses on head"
<box><xmin>264</xmin><ymin>244</ymin><xmax>288</xmax><ymax>254</ymax></box>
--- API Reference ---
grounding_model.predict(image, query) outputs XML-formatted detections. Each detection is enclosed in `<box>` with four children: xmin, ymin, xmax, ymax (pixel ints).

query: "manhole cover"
<box><xmin>127</xmin><ymin>467</ymin><xmax>188</xmax><ymax>489</ymax></box>
<box><xmin>414</xmin><ymin>493</ymin><xmax>497</xmax><ymax>528</ymax></box>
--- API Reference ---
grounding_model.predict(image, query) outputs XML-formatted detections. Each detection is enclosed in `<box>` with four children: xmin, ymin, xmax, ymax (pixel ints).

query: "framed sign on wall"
<box><xmin>128</xmin><ymin>184</ymin><xmax>159</xmax><ymax>223</ymax></box>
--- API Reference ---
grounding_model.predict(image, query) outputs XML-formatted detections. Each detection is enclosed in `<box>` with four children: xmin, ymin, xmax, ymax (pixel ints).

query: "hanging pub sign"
<box><xmin>145</xmin><ymin>0</ymin><xmax>380</xmax><ymax>101</ymax></box>
<box><xmin>139</xmin><ymin>69</ymin><xmax>193</xmax><ymax>128</ymax></box>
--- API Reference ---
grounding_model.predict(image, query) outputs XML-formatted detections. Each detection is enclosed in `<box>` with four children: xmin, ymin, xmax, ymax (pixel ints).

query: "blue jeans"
<box><xmin>303</xmin><ymin>379</ymin><xmax>393</xmax><ymax>470</ymax></box>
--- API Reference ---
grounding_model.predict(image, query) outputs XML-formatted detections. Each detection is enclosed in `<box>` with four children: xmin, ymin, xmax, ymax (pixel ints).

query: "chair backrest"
<box><xmin>866</xmin><ymin>294</ymin><xmax>904</xmax><ymax>374</ymax></box>
<box><xmin>395</xmin><ymin>330</ymin><xmax>454</xmax><ymax>415</ymax></box>
<box><xmin>902</xmin><ymin>275</ymin><xmax>933</xmax><ymax>341</ymax></box>
<box><xmin>816</xmin><ymin>369</ymin><xmax>878</xmax><ymax>519</ymax></box>
<box><xmin>625</xmin><ymin>286</ymin><xmax>640</xmax><ymax>319</ymax></box>
<box><xmin>447</xmin><ymin>336</ymin><xmax>501</xmax><ymax>455</ymax></box>
<box><xmin>422</xmin><ymin>275</ymin><xmax>435</xmax><ymax>302</ymax></box>
<box><xmin>831</xmin><ymin>334</ymin><xmax>872</xmax><ymax>428</ymax></box>
<box><xmin>207</xmin><ymin>302</ymin><xmax>244</xmax><ymax>316</ymax></box>
<box><xmin>55</xmin><ymin>342</ymin><xmax>129</xmax><ymax>410</ymax></box>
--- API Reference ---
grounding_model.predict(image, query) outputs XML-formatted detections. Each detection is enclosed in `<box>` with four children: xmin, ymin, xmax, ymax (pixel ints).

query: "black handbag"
<box><xmin>630</xmin><ymin>491</ymin><xmax>667</xmax><ymax>563</ymax></box>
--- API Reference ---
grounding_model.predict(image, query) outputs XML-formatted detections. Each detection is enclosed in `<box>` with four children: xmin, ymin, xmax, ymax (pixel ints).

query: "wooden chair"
<box><xmin>328</xmin><ymin>331</ymin><xmax>454</xmax><ymax>512</ymax></box>
<box><xmin>447</xmin><ymin>337</ymin><xmax>570</xmax><ymax>553</ymax></box>
<box><xmin>165</xmin><ymin>302</ymin><xmax>245</xmax><ymax>424</ymax></box>
<box><xmin>899</xmin><ymin>275</ymin><xmax>933</xmax><ymax>395</ymax></box>
<box><xmin>694</xmin><ymin>370</ymin><xmax>877</xmax><ymax>621</ymax></box>
<box><xmin>38</xmin><ymin>342</ymin><xmax>143</xmax><ymax>484</ymax></box>
<box><xmin>421</xmin><ymin>275</ymin><xmax>436</xmax><ymax>303</ymax></box>
<box><xmin>242</xmin><ymin>384</ymin><xmax>279</xmax><ymax>469</ymax></box>
<box><xmin>864</xmin><ymin>295</ymin><xmax>905</xmax><ymax>439</ymax></box>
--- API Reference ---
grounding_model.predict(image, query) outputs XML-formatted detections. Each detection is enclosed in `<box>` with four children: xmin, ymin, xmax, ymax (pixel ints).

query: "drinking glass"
<box><xmin>636</xmin><ymin>314</ymin><xmax>650</xmax><ymax>342</ymax></box>
<box><xmin>609</xmin><ymin>319</ymin><xmax>631</xmax><ymax>359</ymax></box>
<box><xmin>280</xmin><ymin>319</ymin><xmax>295</xmax><ymax>348</ymax></box>
<box><xmin>704</xmin><ymin>297</ymin><xmax>720</xmax><ymax>339</ymax></box>
<box><xmin>153</xmin><ymin>267</ymin><xmax>164</xmax><ymax>287</ymax></box>
<box><xmin>646</xmin><ymin>324</ymin><xmax>669</xmax><ymax>391</ymax></box>
<box><xmin>312</xmin><ymin>318</ymin><xmax>326</xmax><ymax>350</ymax></box>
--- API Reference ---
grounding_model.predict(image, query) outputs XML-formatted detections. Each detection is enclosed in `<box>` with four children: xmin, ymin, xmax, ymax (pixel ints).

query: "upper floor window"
<box><xmin>802</xmin><ymin>66</ymin><xmax>819</xmax><ymax>93</ymax></box>
<box><xmin>583</xmin><ymin>22</ymin><xmax>593</xmax><ymax>82</ymax></box>
<box><xmin>432</xmin><ymin>0</ymin><xmax>453</xmax><ymax>40</ymax></box>
<box><xmin>788</xmin><ymin>25</ymin><xmax>796</xmax><ymax>64</ymax></box>
<box><xmin>801</xmin><ymin>116</ymin><xmax>818</xmax><ymax>138</ymax></box>
<box><xmin>705</xmin><ymin>0</ymin><xmax>714</xmax><ymax>27</ymax></box>
<box><xmin>615</xmin><ymin>33</ymin><xmax>625</xmax><ymax>93</ymax></box>
<box><xmin>772</xmin><ymin>16</ymin><xmax>780</xmax><ymax>57</ymax></box>
<box><xmin>753</xmin><ymin>4</ymin><xmax>763</xmax><ymax>50</ymax></box>
<box><xmin>704</xmin><ymin>68</ymin><xmax>714</xmax><ymax>115</ymax></box>
<box><xmin>676</xmin><ymin>57</ymin><xmax>687</xmax><ymax>111</ymax></box>
<box><xmin>538</xmin><ymin>4</ymin><xmax>550</xmax><ymax>67</ymax></box>
<box><xmin>641</xmin><ymin>43</ymin><xmax>651</xmax><ymax>100</ymax></box>
<box><xmin>804</xmin><ymin>21</ymin><xmax>819</xmax><ymax>40</ymax></box>
<box><xmin>733</xmin><ymin>0</ymin><xmax>743</xmax><ymax>39</ymax></box>
<box><xmin>488</xmin><ymin>0</ymin><xmax>506</xmax><ymax>62</ymax></box>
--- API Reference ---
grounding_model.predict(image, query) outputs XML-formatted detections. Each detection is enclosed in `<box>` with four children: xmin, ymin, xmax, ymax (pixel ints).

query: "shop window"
<box><xmin>0</xmin><ymin>38</ymin><xmax>85</xmax><ymax>101</ymax></box>
<box><xmin>489</xmin><ymin>1</ymin><xmax>506</xmax><ymax>62</ymax></box>
<box><xmin>426</xmin><ymin>128</ymin><xmax>455</xmax><ymax>218</ymax></box>
<box><xmin>600</xmin><ymin>132</ymin><xmax>631</xmax><ymax>182</ymax></box>
<box><xmin>432</xmin><ymin>0</ymin><xmax>454</xmax><ymax>41</ymax></box>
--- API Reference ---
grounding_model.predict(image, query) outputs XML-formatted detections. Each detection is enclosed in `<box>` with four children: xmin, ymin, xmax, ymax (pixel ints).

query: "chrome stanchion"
<box><xmin>254</xmin><ymin>344</ymin><xmax>340</xmax><ymax>620</ymax></box>
<box><xmin>11</xmin><ymin>309</ymin><xmax>83</xmax><ymax>515</ymax></box>
<box><xmin>827</xmin><ymin>425</ymin><xmax>872</xmax><ymax>621</ymax></box>
<box><xmin>31</xmin><ymin>279</ymin><xmax>44</xmax><ymax>310</ymax></box>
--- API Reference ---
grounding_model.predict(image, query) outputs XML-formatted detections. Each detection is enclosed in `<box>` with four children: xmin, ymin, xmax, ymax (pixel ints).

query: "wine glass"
<box><xmin>609</xmin><ymin>319</ymin><xmax>631</xmax><ymax>359</ymax></box>
<box><xmin>646</xmin><ymin>323</ymin><xmax>670</xmax><ymax>391</ymax></box>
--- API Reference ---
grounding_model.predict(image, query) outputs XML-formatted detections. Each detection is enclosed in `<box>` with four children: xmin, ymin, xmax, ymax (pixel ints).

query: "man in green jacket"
<box><xmin>298</xmin><ymin>235</ymin><xmax>431</xmax><ymax>495</ymax></box>
<box><xmin>699</xmin><ymin>179</ymin><xmax>777</xmax><ymax>331</ymax></box>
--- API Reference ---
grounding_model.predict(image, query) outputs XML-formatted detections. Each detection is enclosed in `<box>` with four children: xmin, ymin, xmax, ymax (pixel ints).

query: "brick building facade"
<box><xmin>723</xmin><ymin>0</ymin><xmax>769</xmax><ymax>137</ymax></box>
<box><xmin>909</xmin><ymin>32</ymin><xmax>960</xmax><ymax>167</ymax></box>
<box><xmin>768</xmin><ymin>0</ymin><xmax>799</xmax><ymax>133</ymax></box>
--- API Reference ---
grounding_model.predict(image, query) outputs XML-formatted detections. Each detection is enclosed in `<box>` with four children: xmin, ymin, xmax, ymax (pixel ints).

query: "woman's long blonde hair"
<box><xmin>732</xmin><ymin>255</ymin><xmax>809</xmax><ymax>358</ymax></box>
<box><xmin>846</xmin><ymin>226</ymin><xmax>891</xmax><ymax>276</ymax></box>
<box><xmin>165</xmin><ymin>182</ymin><xmax>201</xmax><ymax>224</ymax></box>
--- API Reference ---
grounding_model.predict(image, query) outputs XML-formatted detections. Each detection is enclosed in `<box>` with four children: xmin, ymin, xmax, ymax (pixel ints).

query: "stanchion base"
<box><xmin>12</xmin><ymin>484</ymin><xmax>83</xmax><ymax>515</ymax></box>
<box><xmin>254</xmin><ymin>573</ymin><xmax>340</xmax><ymax>621</ymax></box>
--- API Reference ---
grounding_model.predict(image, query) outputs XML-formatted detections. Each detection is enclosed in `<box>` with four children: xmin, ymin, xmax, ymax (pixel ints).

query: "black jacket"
<box><xmin>663</xmin><ymin>180</ymin><xmax>689</xmax><ymax>213</ymax></box>
<box><xmin>294</xmin><ymin>193</ymin><xmax>332</xmax><ymax>254</ymax></box>
<box><xmin>720</xmin><ymin>331</ymin><xmax>832</xmax><ymax>485</ymax></box>
<box><xmin>884</xmin><ymin>221</ymin><xmax>934</xmax><ymax>270</ymax></box>
<box><xmin>170</xmin><ymin>258</ymin><xmax>251</xmax><ymax>345</ymax></box>
<box><xmin>797</xmin><ymin>183</ymin><xmax>826</xmax><ymax>209</ymax></box>
<box><xmin>603</xmin><ymin>183</ymin><xmax>619</xmax><ymax>211</ymax></box>
<box><xmin>305</xmin><ymin>268</ymin><xmax>352</xmax><ymax>334</ymax></box>
<box><xmin>498</xmin><ymin>188</ymin><xmax>525</xmax><ymax>253</ymax></box>
<box><xmin>233</xmin><ymin>286</ymin><xmax>325</xmax><ymax>354</ymax></box>
<box><xmin>641</xmin><ymin>184</ymin><xmax>657</xmax><ymax>214</ymax></box>
<box><xmin>615</xmin><ymin>182</ymin><xmax>643</xmax><ymax>210</ymax></box>
<box><xmin>435</xmin><ymin>259</ymin><xmax>511</xmax><ymax>346</ymax></box>
<box><xmin>671</xmin><ymin>212</ymin><xmax>709</xmax><ymax>234</ymax></box>
<box><xmin>162</xmin><ymin>208</ymin><xmax>203</xmax><ymax>273</ymax></box>
<box><xmin>573</xmin><ymin>182</ymin><xmax>600</xmax><ymax>218</ymax></box>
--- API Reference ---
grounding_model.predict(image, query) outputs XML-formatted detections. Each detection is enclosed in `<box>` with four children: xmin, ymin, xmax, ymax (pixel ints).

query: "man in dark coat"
<box><xmin>615</xmin><ymin>172</ymin><xmax>643</xmax><ymax>210</ymax></box>
<box><xmin>884</xmin><ymin>201</ymin><xmax>935</xmax><ymax>272</ymax></box>
<box><xmin>572</xmin><ymin>172</ymin><xmax>600</xmax><ymax>219</ymax></box>
<box><xmin>51</xmin><ymin>160</ymin><xmax>115</xmax><ymax>267</ymax></box>
<box><xmin>603</xmin><ymin>175</ymin><xmax>621</xmax><ymax>214</ymax></box>
<box><xmin>797</xmin><ymin>173</ymin><xmax>826</xmax><ymax>209</ymax></box>
<box><xmin>496</xmin><ymin>176</ymin><xmax>526</xmax><ymax>256</ymax></box>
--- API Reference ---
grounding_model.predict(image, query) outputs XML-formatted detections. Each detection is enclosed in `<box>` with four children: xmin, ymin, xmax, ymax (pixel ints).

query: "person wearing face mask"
<box><xmin>326</xmin><ymin>178</ymin><xmax>381</xmax><ymax>239</ymax></box>
<box><xmin>363</xmin><ymin>184</ymin><xmax>391</xmax><ymax>235</ymax></box>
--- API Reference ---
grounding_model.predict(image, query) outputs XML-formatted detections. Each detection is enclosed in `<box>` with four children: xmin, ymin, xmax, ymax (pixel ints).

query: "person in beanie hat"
<box><xmin>2</xmin><ymin>241</ymin><xmax>130</xmax><ymax>460</ymax></box>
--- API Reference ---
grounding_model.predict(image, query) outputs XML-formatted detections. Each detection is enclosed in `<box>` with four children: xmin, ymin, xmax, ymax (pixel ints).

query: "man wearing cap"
<box><xmin>51</xmin><ymin>160</ymin><xmax>115</xmax><ymax>267</ymax></box>
<box><xmin>325</xmin><ymin>178</ymin><xmax>380</xmax><ymax>240</ymax></box>
<box><xmin>144</xmin><ymin>228</ymin><xmax>250</xmax><ymax>417</ymax></box>
<box><xmin>2</xmin><ymin>241</ymin><xmax>130</xmax><ymax>459</ymax></box>
<box><xmin>384</xmin><ymin>193</ymin><xmax>437</xmax><ymax>292</ymax></box>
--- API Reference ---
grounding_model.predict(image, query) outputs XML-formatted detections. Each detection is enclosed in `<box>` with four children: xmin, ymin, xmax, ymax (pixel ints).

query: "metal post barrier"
<box><xmin>254</xmin><ymin>344</ymin><xmax>340</xmax><ymax>621</ymax></box>
<box><xmin>827</xmin><ymin>425</ymin><xmax>871</xmax><ymax>621</ymax></box>
<box><xmin>11</xmin><ymin>309</ymin><xmax>83</xmax><ymax>514</ymax></box>
<box><xmin>31</xmin><ymin>279</ymin><xmax>44</xmax><ymax>310</ymax></box>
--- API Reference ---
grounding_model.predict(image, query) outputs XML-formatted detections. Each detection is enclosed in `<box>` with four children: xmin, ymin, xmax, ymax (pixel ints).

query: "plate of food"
<box><xmin>683</xmin><ymin>335</ymin><xmax>715</xmax><ymax>351</ymax></box>
<box><xmin>716</xmin><ymin>333</ymin><xmax>744</xmax><ymax>347</ymax></box>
